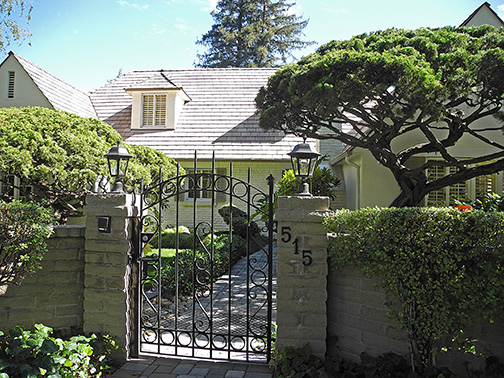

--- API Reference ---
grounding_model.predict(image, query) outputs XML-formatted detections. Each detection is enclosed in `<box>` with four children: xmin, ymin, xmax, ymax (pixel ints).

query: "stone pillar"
<box><xmin>275</xmin><ymin>196</ymin><xmax>330</xmax><ymax>359</ymax></box>
<box><xmin>83</xmin><ymin>193</ymin><xmax>139</xmax><ymax>359</ymax></box>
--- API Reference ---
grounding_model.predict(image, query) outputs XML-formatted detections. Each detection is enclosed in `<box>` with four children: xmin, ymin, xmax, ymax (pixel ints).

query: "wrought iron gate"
<box><xmin>137</xmin><ymin>154</ymin><xmax>275</xmax><ymax>362</ymax></box>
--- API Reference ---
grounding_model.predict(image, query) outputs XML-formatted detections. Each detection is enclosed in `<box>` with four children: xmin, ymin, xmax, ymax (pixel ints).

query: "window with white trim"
<box><xmin>425</xmin><ymin>164</ymin><xmax>502</xmax><ymax>206</ymax></box>
<box><xmin>142</xmin><ymin>94</ymin><xmax>167</xmax><ymax>127</ymax></box>
<box><xmin>7</xmin><ymin>71</ymin><xmax>15</xmax><ymax>99</ymax></box>
<box><xmin>0</xmin><ymin>175</ymin><xmax>32</xmax><ymax>200</ymax></box>
<box><xmin>184</xmin><ymin>168</ymin><xmax>227</xmax><ymax>202</ymax></box>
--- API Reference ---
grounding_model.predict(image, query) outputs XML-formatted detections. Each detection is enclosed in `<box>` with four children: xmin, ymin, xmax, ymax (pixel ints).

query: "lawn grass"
<box><xmin>146</xmin><ymin>248</ymin><xmax>177</xmax><ymax>258</ymax></box>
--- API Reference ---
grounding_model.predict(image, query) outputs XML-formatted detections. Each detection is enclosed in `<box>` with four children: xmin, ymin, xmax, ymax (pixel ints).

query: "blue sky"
<box><xmin>6</xmin><ymin>0</ymin><xmax>504</xmax><ymax>92</ymax></box>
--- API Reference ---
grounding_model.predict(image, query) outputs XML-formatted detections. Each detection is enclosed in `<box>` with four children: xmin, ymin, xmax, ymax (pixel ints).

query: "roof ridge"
<box><xmin>10</xmin><ymin>51</ymin><xmax>90</xmax><ymax>95</ymax></box>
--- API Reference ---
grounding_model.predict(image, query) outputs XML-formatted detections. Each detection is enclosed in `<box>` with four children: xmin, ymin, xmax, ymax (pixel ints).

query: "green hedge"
<box><xmin>0</xmin><ymin>200</ymin><xmax>53</xmax><ymax>287</ymax></box>
<box><xmin>324</xmin><ymin>207</ymin><xmax>504</xmax><ymax>373</ymax></box>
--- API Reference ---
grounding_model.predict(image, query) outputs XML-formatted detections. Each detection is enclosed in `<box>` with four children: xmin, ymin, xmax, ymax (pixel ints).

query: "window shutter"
<box><xmin>142</xmin><ymin>95</ymin><xmax>154</xmax><ymax>126</ymax></box>
<box><xmin>447</xmin><ymin>167</ymin><xmax>467</xmax><ymax>204</ymax></box>
<box><xmin>426</xmin><ymin>166</ymin><xmax>446</xmax><ymax>206</ymax></box>
<box><xmin>155</xmin><ymin>95</ymin><xmax>167</xmax><ymax>126</ymax></box>
<box><xmin>216</xmin><ymin>168</ymin><xmax>227</xmax><ymax>203</ymax></box>
<box><xmin>476</xmin><ymin>174</ymin><xmax>494</xmax><ymax>198</ymax></box>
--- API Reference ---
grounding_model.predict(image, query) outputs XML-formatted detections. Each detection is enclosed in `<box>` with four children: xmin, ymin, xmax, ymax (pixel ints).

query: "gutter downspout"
<box><xmin>345</xmin><ymin>156</ymin><xmax>360</xmax><ymax>209</ymax></box>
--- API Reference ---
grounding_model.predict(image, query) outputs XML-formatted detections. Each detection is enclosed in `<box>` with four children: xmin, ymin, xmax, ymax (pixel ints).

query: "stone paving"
<box><xmin>112</xmin><ymin>247</ymin><xmax>277</xmax><ymax>377</ymax></box>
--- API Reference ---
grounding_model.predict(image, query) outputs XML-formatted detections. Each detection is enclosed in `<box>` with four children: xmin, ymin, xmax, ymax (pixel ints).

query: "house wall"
<box><xmin>338</xmin><ymin>114</ymin><xmax>504</xmax><ymax>209</ymax></box>
<box><xmin>463</xmin><ymin>5</ymin><xmax>504</xmax><ymax>27</ymax></box>
<box><xmin>0</xmin><ymin>55</ymin><xmax>53</xmax><ymax>109</ymax></box>
<box><xmin>0</xmin><ymin>225</ymin><xmax>85</xmax><ymax>335</ymax></box>
<box><xmin>160</xmin><ymin>160</ymin><xmax>291</xmax><ymax>231</ymax></box>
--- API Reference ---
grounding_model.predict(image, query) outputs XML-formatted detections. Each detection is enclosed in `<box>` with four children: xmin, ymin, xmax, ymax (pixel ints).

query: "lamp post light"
<box><xmin>105</xmin><ymin>141</ymin><xmax>132</xmax><ymax>193</ymax></box>
<box><xmin>288</xmin><ymin>137</ymin><xmax>321</xmax><ymax>196</ymax></box>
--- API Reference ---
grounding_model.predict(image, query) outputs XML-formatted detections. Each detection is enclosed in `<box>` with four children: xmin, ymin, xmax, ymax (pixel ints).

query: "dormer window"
<box><xmin>142</xmin><ymin>94</ymin><xmax>167</xmax><ymax>127</ymax></box>
<box><xmin>125</xmin><ymin>72</ymin><xmax>191</xmax><ymax>130</ymax></box>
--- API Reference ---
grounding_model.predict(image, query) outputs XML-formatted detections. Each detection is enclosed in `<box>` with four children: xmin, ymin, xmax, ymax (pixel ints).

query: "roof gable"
<box><xmin>460</xmin><ymin>2</ymin><xmax>504</xmax><ymax>27</ymax></box>
<box><xmin>10</xmin><ymin>52</ymin><xmax>97</xmax><ymax>118</ymax></box>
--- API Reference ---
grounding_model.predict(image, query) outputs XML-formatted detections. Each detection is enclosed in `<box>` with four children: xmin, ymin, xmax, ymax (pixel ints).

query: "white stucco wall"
<box><xmin>338</xmin><ymin>112</ymin><xmax>504</xmax><ymax>209</ymax></box>
<box><xmin>0</xmin><ymin>55</ymin><xmax>52</xmax><ymax>109</ymax></box>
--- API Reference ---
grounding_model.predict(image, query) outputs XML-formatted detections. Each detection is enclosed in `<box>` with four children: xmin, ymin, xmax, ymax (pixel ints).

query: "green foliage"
<box><xmin>0</xmin><ymin>324</ymin><xmax>117</xmax><ymax>378</ymax></box>
<box><xmin>218</xmin><ymin>205</ymin><xmax>262</xmax><ymax>239</ymax></box>
<box><xmin>271</xmin><ymin>343</ymin><xmax>504</xmax><ymax>378</ymax></box>
<box><xmin>455</xmin><ymin>192</ymin><xmax>504</xmax><ymax>212</ymax></box>
<box><xmin>257</xmin><ymin>26</ymin><xmax>504</xmax><ymax>207</ymax></box>
<box><xmin>0</xmin><ymin>107</ymin><xmax>178</xmax><ymax>222</ymax></box>
<box><xmin>158</xmin><ymin>234</ymin><xmax>247</xmax><ymax>297</ymax></box>
<box><xmin>0</xmin><ymin>200</ymin><xmax>53</xmax><ymax>286</ymax></box>
<box><xmin>0</xmin><ymin>2</ymin><xmax>32</xmax><ymax>53</ymax></box>
<box><xmin>196</xmin><ymin>0</ymin><xmax>314</xmax><ymax>68</ymax></box>
<box><xmin>324</xmin><ymin>207</ymin><xmax>504</xmax><ymax>373</ymax></box>
<box><xmin>255</xmin><ymin>159</ymin><xmax>341</xmax><ymax>222</ymax></box>
<box><xmin>150</xmin><ymin>226</ymin><xmax>193</xmax><ymax>249</ymax></box>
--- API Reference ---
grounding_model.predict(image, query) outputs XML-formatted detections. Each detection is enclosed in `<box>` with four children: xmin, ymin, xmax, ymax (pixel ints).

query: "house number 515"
<box><xmin>281</xmin><ymin>226</ymin><xmax>313</xmax><ymax>266</ymax></box>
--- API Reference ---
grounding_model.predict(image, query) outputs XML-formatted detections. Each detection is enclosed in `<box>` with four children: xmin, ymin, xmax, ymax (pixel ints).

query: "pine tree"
<box><xmin>195</xmin><ymin>0</ymin><xmax>314</xmax><ymax>68</ymax></box>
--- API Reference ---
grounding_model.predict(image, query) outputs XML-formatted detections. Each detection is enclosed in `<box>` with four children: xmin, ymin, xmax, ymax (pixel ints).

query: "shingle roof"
<box><xmin>90</xmin><ymin>68</ymin><xmax>301</xmax><ymax>161</ymax></box>
<box><xmin>11</xmin><ymin>52</ymin><xmax>97</xmax><ymax>119</ymax></box>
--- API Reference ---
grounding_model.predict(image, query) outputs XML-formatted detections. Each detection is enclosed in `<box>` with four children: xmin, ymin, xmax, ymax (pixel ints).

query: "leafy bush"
<box><xmin>324</xmin><ymin>207</ymin><xmax>504</xmax><ymax>374</ymax></box>
<box><xmin>0</xmin><ymin>324</ymin><xmax>117</xmax><ymax>378</ymax></box>
<box><xmin>158</xmin><ymin>234</ymin><xmax>248</xmax><ymax>297</ymax></box>
<box><xmin>150</xmin><ymin>226</ymin><xmax>193</xmax><ymax>249</ymax></box>
<box><xmin>0</xmin><ymin>107</ymin><xmax>178</xmax><ymax>222</ymax></box>
<box><xmin>272</xmin><ymin>344</ymin><xmax>504</xmax><ymax>378</ymax></box>
<box><xmin>455</xmin><ymin>192</ymin><xmax>504</xmax><ymax>212</ymax></box>
<box><xmin>218</xmin><ymin>205</ymin><xmax>262</xmax><ymax>239</ymax></box>
<box><xmin>0</xmin><ymin>200</ymin><xmax>53</xmax><ymax>287</ymax></box>
<box><xmin>254</xmin><ymin>158</ymin><xmax>341</xmax><ymax>222</ymax></box>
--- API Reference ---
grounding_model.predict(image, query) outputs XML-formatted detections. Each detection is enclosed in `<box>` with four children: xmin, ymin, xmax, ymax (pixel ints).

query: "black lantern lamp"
<box><xmin>105</xmin><ymin>142</ymin><xmax>132</xmax><ymax>193</ymax></box>
<box><xmin>288</xmin><ymin>137</ymin><xmax>321</xmax><ymax>196</ymax></box>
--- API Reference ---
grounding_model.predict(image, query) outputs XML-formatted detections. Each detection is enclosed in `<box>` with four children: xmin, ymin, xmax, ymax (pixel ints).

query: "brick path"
<box><xmin>112</xmin><ymin>247</ymin><xmax>276</xmax><ymax>377</ymax></box>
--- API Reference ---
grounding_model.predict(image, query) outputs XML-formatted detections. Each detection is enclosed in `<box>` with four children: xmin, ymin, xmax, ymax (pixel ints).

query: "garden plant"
<box><xmin>324</xmin><ymin>207</ymin><xmax>504</xmax><ymax>374</ymax></box>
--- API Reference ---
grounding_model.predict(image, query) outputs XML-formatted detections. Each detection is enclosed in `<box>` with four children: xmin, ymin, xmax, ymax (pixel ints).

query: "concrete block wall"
<box><xmin>83</xmin><ymin>193</ymin><xmax>138</xmax><ymax>358</ymax></box>
<box><xmin>275</xmin><ymin>196</ymin><xmax>330</xmax><ymax>359</ymax></box>
<box><xmin>0</xmin><ymin>225</ymin><xmax>85</xmax><ymax>335</ymax></box>
<box><xmin>327</xmin><ymin>265</ymin><xmax>504</xmax><ymax>374</ymax></box>
<box><xmin>326</xmin><ymin>265</ymin><xmax>408</xmax><ymax>361</ymax></box>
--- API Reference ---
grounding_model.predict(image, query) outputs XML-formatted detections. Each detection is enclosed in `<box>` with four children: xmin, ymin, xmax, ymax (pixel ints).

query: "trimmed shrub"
<box><xmin>218</xmin><ymin>205</ymin><xmax>261</xmax><ymax>239</ymax></box>
<box><xmin>150</xmin><ymin>226</ymin><xmax>193</xmax><ymax>249</ymax></box>
<box><xmin>0</xmin><ymin>200</ymin><xmax>53</xmax><ymax>287</ymax></box>
<box><xmin>158</xmin><ymin>234</ymin><xmax>248</xmax><ymax>297</ymax></box>
<box><xmin>324</xmin><ymin>207</ymin><xmax>504</xmax><ymax>373</ymax></box>
<box><xmin>0</xmin><ymin>107</ymin><xmax>179</xmax><ymax>222</ymax></box>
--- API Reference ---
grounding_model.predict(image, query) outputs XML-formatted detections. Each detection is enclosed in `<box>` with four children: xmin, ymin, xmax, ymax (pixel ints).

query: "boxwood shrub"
<box><xmin>324</xmin><ymin>207</ymin><xmax>504</xmax><ymax>374</ymax></box>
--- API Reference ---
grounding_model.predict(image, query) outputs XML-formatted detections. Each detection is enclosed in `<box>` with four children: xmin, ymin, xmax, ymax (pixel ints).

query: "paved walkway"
<box><xmin>112</xmin><ymin>246</ymin><xmax>277</xmax><ymax>377</ymax></box>
<box><xmin>110</xmin><ymin>357</ymin><xmax>273</xmax><ymax>378</ymax></box>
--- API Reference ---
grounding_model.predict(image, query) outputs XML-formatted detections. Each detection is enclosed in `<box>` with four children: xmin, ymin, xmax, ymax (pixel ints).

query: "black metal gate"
<box><xmin>137</xmin><ymin>153</ymin><xmax>275</xmax><ymax>362</ymax></box>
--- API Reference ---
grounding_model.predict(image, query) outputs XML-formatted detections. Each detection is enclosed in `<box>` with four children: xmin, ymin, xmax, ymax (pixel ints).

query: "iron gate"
<box><xmin>137</xmin><ymin>153</ymin><xmax>275</xmax><ymax>362</ymax></box>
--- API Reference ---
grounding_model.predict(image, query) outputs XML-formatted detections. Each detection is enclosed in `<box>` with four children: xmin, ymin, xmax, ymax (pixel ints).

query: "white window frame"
<box><xmin>185</xmin><ymin>169</ymin><xmax>214</xmax><ymax>202</ymax></box>
<box><xmin>424</xmin><ymin>162</ymin><xmax>503</xmax><ymax>206</ymax></box>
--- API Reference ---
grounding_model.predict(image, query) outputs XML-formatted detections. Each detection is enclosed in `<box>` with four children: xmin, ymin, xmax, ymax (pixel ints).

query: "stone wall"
<box><xmin>327</xmin><ymin>265</ymin><xmax>504</xmax><ymax>374</ymax></box>
<box><xmin>275</xmin><ymin>196</ymin><xmax>330</xmax><ymax>359</ymax></box>
<box><xmin>0</xmin><ymin>225</ymin><xmax>85</xmax><ymax>335</ymax></box>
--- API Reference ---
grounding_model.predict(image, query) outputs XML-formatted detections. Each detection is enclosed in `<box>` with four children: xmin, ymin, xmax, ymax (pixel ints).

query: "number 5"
<box><xmin>302</xmin><ymin>250</ymin><xmax>312</xmax><ymax>266</ymax></box>
<box><xmin>281</xmin><ymin>226</ymin><xmax>291</xmax><ymax>243</ymax></box>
